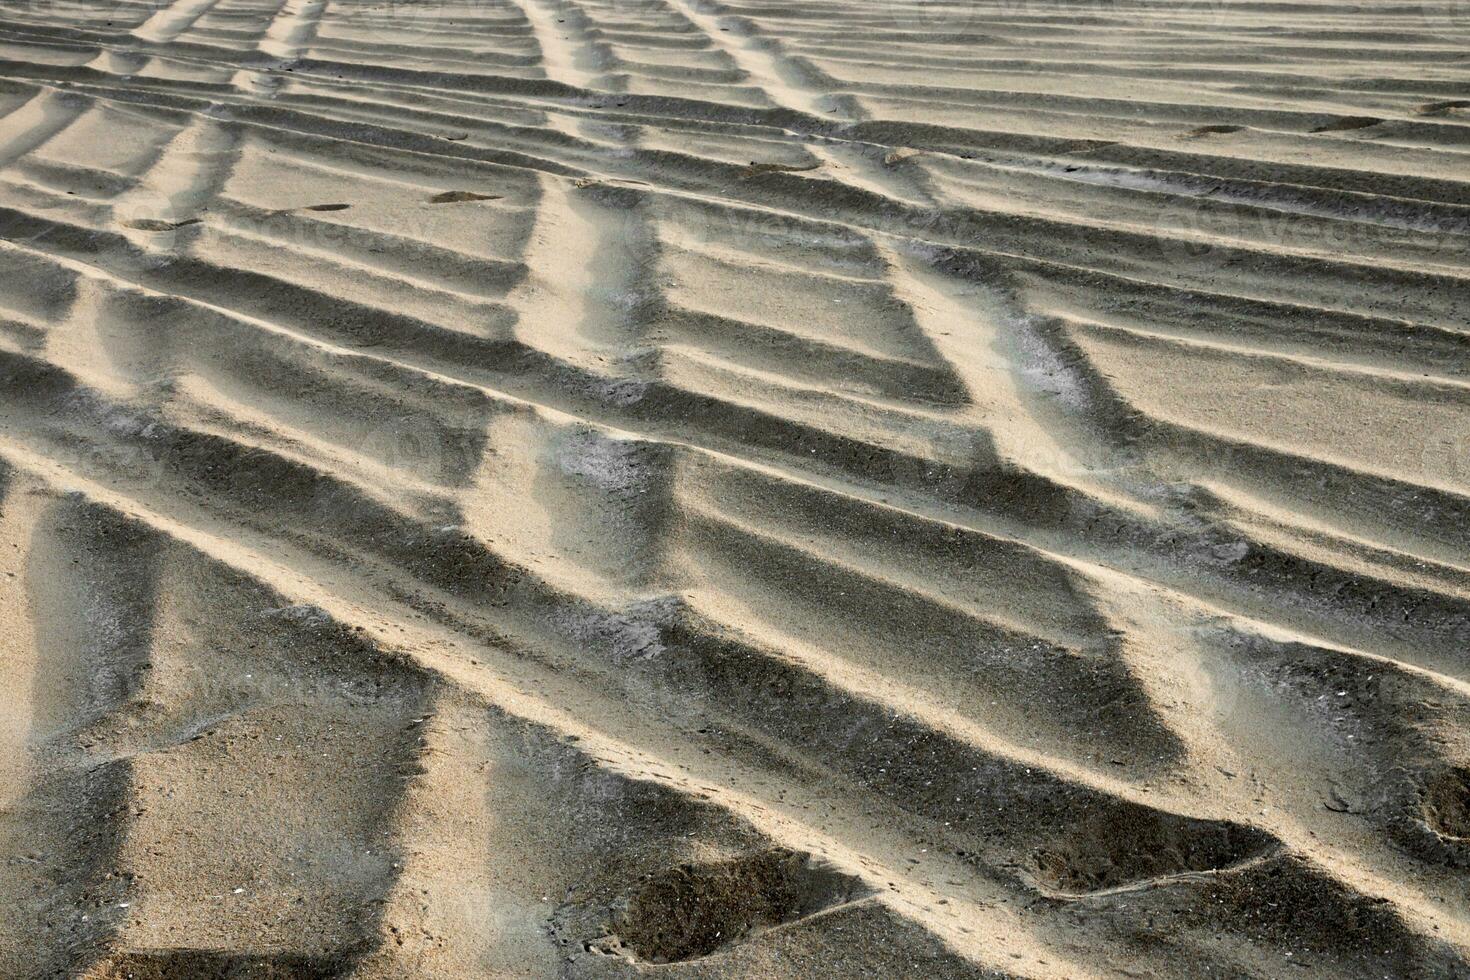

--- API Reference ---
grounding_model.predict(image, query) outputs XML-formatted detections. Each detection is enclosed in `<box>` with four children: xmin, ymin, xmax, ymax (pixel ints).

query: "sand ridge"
<box><xmin>0</xmin><ymin>0</ymin><xmax>1467</xmax><ymax>975</ymax></box>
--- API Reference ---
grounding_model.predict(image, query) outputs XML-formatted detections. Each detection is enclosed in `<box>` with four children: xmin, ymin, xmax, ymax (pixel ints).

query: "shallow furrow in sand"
<box><xmin>8</xmin><ymin>69</ymin><xmax>1462</xmax><ymax>329</ymax></box>
<box><xmin>4</xmin><ymin>198</ymin><xmax>1468</xmax><ymax>688</ymax></box>
<box><xmin>3</xmin><ymin>192</ymin><xmax>1467</xmax><ymax>653</ymax></box>
<box><xmin>0</xmin><ymin>405</ymin><xmax>1463</xmax><ymax>977</ymax></box>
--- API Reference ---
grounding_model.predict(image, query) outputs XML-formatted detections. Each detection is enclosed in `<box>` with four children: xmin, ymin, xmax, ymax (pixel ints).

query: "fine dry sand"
<box><xmin>0</xmin><ymin>0</ymin><xmax>1468</xmax><ymax>975</ymax></box>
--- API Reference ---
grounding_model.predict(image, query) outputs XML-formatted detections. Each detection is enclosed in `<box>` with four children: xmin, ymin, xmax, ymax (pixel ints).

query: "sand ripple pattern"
<box><xmin>0</xmin><ymin>0</ymin><xmax>1467</xmax><ymax>975</ymax></box>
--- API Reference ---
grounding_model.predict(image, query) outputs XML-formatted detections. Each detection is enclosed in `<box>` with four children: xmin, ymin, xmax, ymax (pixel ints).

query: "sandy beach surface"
<box><xmin>0</xmin><ymin>0</ymin><xmax>1468</xmax><ymax>975</ymax></box>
